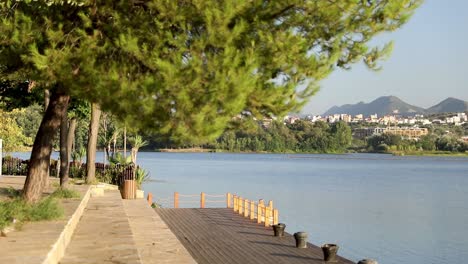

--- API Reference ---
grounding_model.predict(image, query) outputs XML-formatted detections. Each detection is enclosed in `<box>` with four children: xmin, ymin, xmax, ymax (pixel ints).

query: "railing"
<box><xmin>228</xmin><ymin>194</ymin><xmax>279</xmax><ymax>227</ymax></box>
<box><xmin>173</xmin><ymin>192</ymin><xmax>226</xmax><ymax>208</ymax></box>
<box><xmin>1</xmin><ymin>156</ymin><xmax>28</xmax><ymax>176</ymax></box>
<box><xmin>0</xmin><ymin>157</ymin><xmax>135</xmax><ymax>185</ymax></box>
<box><xmin>147</xmin><ymin>192</ymin><xmax>279</xmax><ymax>227</ymax></box>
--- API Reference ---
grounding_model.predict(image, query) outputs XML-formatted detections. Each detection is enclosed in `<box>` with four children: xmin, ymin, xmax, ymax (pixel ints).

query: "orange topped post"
<box><xmin>174</xmin><ymin>192</ymin><xmax>179</xmax><ymax>208</ymax></box>
<box><xmin>226</xmin><ymin>193</ymin><xmax>232</xmax><ymax>208</ymax></box>
<box><xmin>147</xmin><ymin>192</ymin><xmax>153</xmax><ymax>206</ymax></box>
<box><xmin>201</xmin><ymin>192</ymin><xmax>206</xmax><ymax>208</ymax></box>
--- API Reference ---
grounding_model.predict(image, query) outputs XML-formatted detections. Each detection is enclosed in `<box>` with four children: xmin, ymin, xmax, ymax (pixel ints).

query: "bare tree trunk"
<box><xmin>123</xmin><ymin>126</ymin><xmax>127</xmax><ymax>158</ymax></box>
<box><xmin>60</xmin><ymin>117</ymin><xmax>76</xmax><ymax>188</ymax></box>
<box><xmin>42</xmin><ymin>88</ymin><xmax>51</xmax><ymax>189</ymax></box>
<box><xmin>86</xmin><ymin>103</ymin><xmax>101</xmax><ymax>184</ymax></box>
<box><xmin>23</xmin><ymin>91</ymin><xmax>70</xmax><ymax>203</ymax></box>
<box><xmin>113</xmin><ymin>135</ymin><xmax>117</xmax><ymax>157</ymax></box>
<box><xmin>44</xmin><ymin>89</ymin><xmax>50</xmax><ymax>111</ymax></box>
<box><xmin>67</xmin><ymin>118</ymin><xmax>77</xmax><ymax>159</ymax></box>
<box><xmin>131</xmin><ymin>148</ymin><xmax>138</xmax><ymax>165</ymax></box>
<box><xmin>59</xmin><ymin>114</ymin><xmax>69</xmax><ymax>188</ymax></box>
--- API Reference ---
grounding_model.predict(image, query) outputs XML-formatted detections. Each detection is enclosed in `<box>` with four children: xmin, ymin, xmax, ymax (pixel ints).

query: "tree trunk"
<box><xmin>42</xmin><ymin>88</ymin><xmax>51</xmax><ymax>189</ymax></box>
<box><xmin>86</xmin><ymin>103</ymin><xmax>101</xmax><ymax>183</ymax></box>
<box><xmin>59</xmin><ymin>114</ymin><xmax>69</xmax><ymax>188</ymax></box>
<box><xmin>67</xmin><ymin>118</ymin><xmax>77</xmax><ymax>161</ymax></box>
<box><xmin>44</xmin><ymin>89</ymin><xmax>50</xmax><ymax>111</ymax></box>
<box><xmin>23</xmin><ymin>91</ymin><xmax>70</xmax><ymax>203</ymax></box>
<box><xmin>131</xmin><ymin>147</ymin><xmax>138</xmax><ymax>165</ymax></box>
<box><xmin>123</xmin><ymin>126</ymin><xmax>127</xmax><ymax>158</ymax></box>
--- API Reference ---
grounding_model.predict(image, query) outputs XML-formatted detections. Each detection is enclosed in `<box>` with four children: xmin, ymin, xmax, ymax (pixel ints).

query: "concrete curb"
<box><xmin>42</xmin><ymin>185</ymin><xmax>92</xmax><ymax>264</ymax></box>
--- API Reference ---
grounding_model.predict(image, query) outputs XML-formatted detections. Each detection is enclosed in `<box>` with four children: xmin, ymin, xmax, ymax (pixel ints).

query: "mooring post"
<box><xmin>250</xmin><ymin>200</ymin><xmax>255</xmax><ymax>220</ymax></box>
<box><xmin>244</xmin><ymin>199</ymin><xmax>249</xmax><ymax>217</ymax></box>
<box><xmin>257</xmin><ymin>203</ymin><xmax>263</xmax><ymax>224</ymax></box>
<box><xmin>273</xmin><ymin>209</ymin><xmax>279</xmax><ymax>225</ymax></box>
<box><xmin>174</xmin><ymin>192</ymin><xmax>179</xmax><ymax>208</ymax></box>
<box><xmin>147</xmin><ymin>192</ymin><xmax>153</xmax><ymax>206</ymax></box>
<box><xmin>238</xmin><ymin>197</ymin><xmax>243</xmax><ymax>215</ymax></box>
<box><xmin>226</xmin><ymin>192</ymin><xmax>232</xmax><ymax>208</ymax></box>
<box><xmin>264</xmin><ymin>206</ymin><xmax>270</xmax><ymax>227</ymax></box>
<box><xmin>200</xmin><ymin>192</ymin><xmax>206</xmax><ymax>208</ymax></box>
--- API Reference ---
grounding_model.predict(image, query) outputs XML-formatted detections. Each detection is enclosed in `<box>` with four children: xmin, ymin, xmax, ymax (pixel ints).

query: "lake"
<box><xmin>10</xmin><ymin>152</ymin><xmax>468</xmax><ymax>264</ymax></box>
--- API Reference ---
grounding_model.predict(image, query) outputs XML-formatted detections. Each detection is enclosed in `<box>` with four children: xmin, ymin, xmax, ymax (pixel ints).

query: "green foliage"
<box><xmin>0</xmin><ymin>0</ymin><xmax>422</xmax><ymax>144</ymax></box>
<box><xmin>50</xmin><ymin>188</ymin><xmax>80</xmax><ymax>199</ymax></box>
<box><xmin>108</xmin><ymin>153</ymin><xmax>132</xmax><ymax>165</ymax></box>
<box><xmin>418</xmin><ymin>135</ymin><xmax>436</xmax><ymax>151</ymax></box>
<box><xmin>71</xmin><ymin>147</ymin><xmax>86</xmax><ymax>163</ymax></box>
<box><xmin>0</xmin><ymin>110</ymin><xmax>32</xmax><ymax>151</ymax></box>
<box><xmin>0</xmin><ymin>196</ymin><xmax>63</xmax><ymax>230</ymax></box>
<box><xmin>367</xmin><ymin>133</ymin><xmax>467</xmax><ymax>154</ymax></box>
<box><xmin>129</xmin><ymin>135</ymin><xmax>148</xmax><ymax>150</ymax></box>
<box><xmin>367</xmin><ymin>133</ymin><xmax>402</xmax><ymax>151</ymax></box>
<box><xmin>214</xmin><ymin>119</ymin><xmax>352</xmax><ymax>153</ymax></box>
<box><xmin>435</xmin><ymin>136</ymin><xmax>467</xmax><ymax>152</ymax></box>
<box><xmin>135</xmin><ymin>168</ymin><xmax>150</xmax><ymax>190</ymax></box>
<box><xmin>0</xmin><ymin>81</ymin><xmax>44</xmax><ymax>111</ymax></box>
<box><xmin>7</xmin><ymin>104</ymin><xmax>43</xmax><ymax>139</ymax></box>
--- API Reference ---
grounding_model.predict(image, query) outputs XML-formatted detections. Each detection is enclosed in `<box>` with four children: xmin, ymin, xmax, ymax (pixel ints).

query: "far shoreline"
<box><xmin>154</xmin><ymin>148</ymin><xmax>468</xmax><ymax>157</ymax></box>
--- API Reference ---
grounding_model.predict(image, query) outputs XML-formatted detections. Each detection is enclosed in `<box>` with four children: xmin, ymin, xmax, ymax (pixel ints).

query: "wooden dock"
<box><xmin>155</xmin><ymin>208</ymin><xmax>355</xmax><ymax>264</ymax></box>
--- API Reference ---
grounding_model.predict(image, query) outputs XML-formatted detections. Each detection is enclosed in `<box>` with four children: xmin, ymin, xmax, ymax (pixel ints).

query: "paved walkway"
<box><xmin>0</xmin><ymin>176</ymin><xmax>90</xmax><ymax>264</ymax></box>
<box><xmin>156</xmin><ymin>208</ymin><xmax>355</xmax><ymax>264</ymax></box>
<box><xmin>60</xmin><ymin>190</ymin><xmax>142</xmax><ymax>264</ymax></box>
<box><xmin>123</xmin><ymin>200</ymin><xmax>197</xmax><ymax>264</ymax></box>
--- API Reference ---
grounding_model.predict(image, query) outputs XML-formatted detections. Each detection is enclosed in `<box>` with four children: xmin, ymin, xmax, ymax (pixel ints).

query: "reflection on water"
<box><xmin>9</xmin><ymin>152</ymin><xmax>468</xmax><ymax>264</ymax></box>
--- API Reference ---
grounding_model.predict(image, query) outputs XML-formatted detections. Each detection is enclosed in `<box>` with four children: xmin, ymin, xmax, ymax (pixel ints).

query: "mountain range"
<box><xmin>323</xmin><ymin>96</ymin><xmax>468</xmax><ymax>116</ymax></box>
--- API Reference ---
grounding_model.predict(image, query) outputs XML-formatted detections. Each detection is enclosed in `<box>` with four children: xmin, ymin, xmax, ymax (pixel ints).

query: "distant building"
<box><xmin>353</xmin><ymin>126</ymin><xmax>428</xmax><ymax>139</ymax></box>
<box><xmin>383</xmin><ymin>127</ymin><xmax>428</xmax><ymax>139</ymax></box>
<box><xmin>353</xmin><ymin>127</ymin><xmax>386</xmax><ymax>139</ymax></box>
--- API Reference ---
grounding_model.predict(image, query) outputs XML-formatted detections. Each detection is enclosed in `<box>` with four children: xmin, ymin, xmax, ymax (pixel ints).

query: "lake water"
<box><xmin>9</xmin><ymin>152</ymin><xmax>468</xmax><ymax>263</ymax></box>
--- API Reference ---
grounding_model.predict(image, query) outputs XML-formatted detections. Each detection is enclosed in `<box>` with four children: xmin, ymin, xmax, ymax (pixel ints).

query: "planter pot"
<box><xmin>358</xmin><ymin>259</ymin><xmax>378</xmax><ymax>264</ymax></box>
<box><xmin>136</xmin><ymin>190</ymin><xmax>145</xmax><ymax>199</ymax></box>
<box><xmin>321</xmin><ymin>244</ymin><xmax>339</xmax><ymax>262</ymax></box>
<box><xmin>293</xmin><ymin>232</ymin><xmax>308</xmax><ymax>248</ymax></box>
<box><xmin>272</xmin><ymin>223</ymin><xmax>286</xmax><ymax>237</ymax></box>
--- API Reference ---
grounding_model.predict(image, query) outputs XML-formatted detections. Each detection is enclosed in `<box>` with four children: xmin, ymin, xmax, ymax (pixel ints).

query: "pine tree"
<box><xmin>0</xmin><ymin>0</ymin><xmax>422</xmax><ymax>202</ymax></box>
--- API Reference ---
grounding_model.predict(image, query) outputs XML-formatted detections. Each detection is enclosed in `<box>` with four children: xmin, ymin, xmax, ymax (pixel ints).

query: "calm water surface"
<box><xmin>10</xmin><ymin>152</ymin><xmax>468</xmax><ymax>263</ymax></box>
<box><xmin>138</xmin><ymin>152</ymin><xmax>468</xmax><ymax>264</ymax></box>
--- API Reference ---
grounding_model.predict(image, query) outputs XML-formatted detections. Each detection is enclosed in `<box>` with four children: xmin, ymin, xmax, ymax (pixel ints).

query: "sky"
<box><xmin>301</xmin><ymin>0</ymin><xmax>468</xmax><ymax>115</ymax></box>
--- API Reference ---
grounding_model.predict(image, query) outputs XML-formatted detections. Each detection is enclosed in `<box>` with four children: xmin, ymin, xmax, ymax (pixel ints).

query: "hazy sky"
<box><xmin>301</xmin><ymin>0</ymin><xmax>468</xmax><ymax>115</ymax></box>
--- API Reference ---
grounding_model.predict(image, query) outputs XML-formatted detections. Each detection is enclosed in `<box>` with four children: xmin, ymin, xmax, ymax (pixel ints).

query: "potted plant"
<box><xmin>135</xmin><ymin>167</ymin><xmax>150</xmax><ymax>199</ymax></box>
<box><xmin>272</xmin><ymin>223</ymin><xmax>286</xmax><ymax>237</ymax></box>
<box><xmin>321</xmin><ymin>244</ymin><xmax>339</xmax><ymax>262</ymax></box>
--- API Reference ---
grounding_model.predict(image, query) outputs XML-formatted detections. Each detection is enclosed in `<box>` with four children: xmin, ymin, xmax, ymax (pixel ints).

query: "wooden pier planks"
<box><xmin>155</xmin><ymin>208</ymin><xmax>355</xmax><ymax>264</ymax></box>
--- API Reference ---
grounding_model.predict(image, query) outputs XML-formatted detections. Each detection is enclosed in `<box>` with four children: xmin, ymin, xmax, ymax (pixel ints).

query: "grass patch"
<box><xmin>50</xmin><ymin>188</ymin><xmax>81</xmax><ymax>199</ymax></box>
<box><xmin>0</xmin><ymin>197</ymin><xmax>63</xmax><ymax>230</ymax></box>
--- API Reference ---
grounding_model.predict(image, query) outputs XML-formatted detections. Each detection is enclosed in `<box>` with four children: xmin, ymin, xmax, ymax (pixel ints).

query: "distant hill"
<box><xmin>323</xmin><ymin>96</ymin><xmax>426</xmax><ymax>116</ymax></box>
<box><xmin>323</xmin><ymin>96</ymin><xmax>468</xmax><ymax>116</ymax></box>
<box><xmin>426</xmin><ymin>97</ymin><xmax>468</xmax><ymax>113</ymax></box>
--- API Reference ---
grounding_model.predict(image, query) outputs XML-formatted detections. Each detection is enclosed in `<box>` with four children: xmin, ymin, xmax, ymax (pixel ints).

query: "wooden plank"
<box><xmin>155</xmin><ymin>208</ymin><xmax>355</xmax><ymax>264</ymax></box>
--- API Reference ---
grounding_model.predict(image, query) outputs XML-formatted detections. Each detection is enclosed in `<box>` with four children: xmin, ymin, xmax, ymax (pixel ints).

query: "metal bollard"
<box><xmin>358</xmin><ymin>259</ymin><xmax>378</xmax><ymax>264</ymax></box>
<box><xmin>293</xmin><ymin>232</ymin><xmax>308</xmax><ymax>248</ymax></box>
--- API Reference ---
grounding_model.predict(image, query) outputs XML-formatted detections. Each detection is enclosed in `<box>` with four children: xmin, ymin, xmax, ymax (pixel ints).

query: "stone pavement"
<box><xmin>60</xmin><ymin>190</ymin><xmax>142</xmax><ymax>264</ymax></box>
<box><xmin>1</xmin><ymin>176</ymin><xmax>198</xmax><ymax>264</ymax></box>
<box><xmin>123</xmin><ymin>199</ymin><xmax>197</xmax><ymax>264</ymax></box>
<box><xmin>0</xmin><ymin>176</ymin><xmax>91</xmax><ymax>264</ymax></box>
